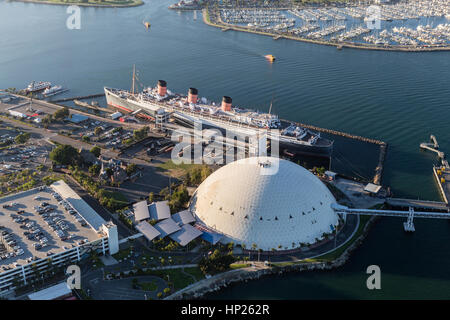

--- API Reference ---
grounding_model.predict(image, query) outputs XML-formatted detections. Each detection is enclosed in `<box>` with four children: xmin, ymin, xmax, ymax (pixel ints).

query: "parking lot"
<box><xmin>0</xmin><ymin>99</ymin><xmax>142</xmax><ymax>152</ymax></box>
<box><xmin>0</xmin><ymin>186</ymin><xmax>100</xmax><ymax>272</ymax></box>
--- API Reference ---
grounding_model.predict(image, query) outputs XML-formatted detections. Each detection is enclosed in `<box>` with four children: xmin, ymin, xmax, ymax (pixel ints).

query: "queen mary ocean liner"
<box><xmin>104</xmin><ymin>78</ymin><xmax>333</xmax><ymax>157</ymax></box>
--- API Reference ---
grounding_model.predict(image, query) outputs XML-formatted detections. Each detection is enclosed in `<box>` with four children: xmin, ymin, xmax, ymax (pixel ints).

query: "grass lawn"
<box><xmin>112</xmin><ymin>248</ymin><xmax>132</xmax><ymax>261</ymax></box>
<box><xmin>139</xmin><ymin>281</ymin><xmax>158</xmax><ymax>291</ymax></box>
<box><xmin>184</xmin><ymin>267</ymin><xmax>205</xmax><ymax>281</ymax></box>
<box><xmin>157</xmin><ymin>160</ymin><xmax>203</xmax><ymax>178</ymax></box>
<box><xmin>145</xmin><ymin>267</ymin><xmax>203</xmax><ymax>290</ymax></box>
<box><xmin>230</xmin><ymin>263</ymin><xmax>252</xmax><ymax>269</ymax></box>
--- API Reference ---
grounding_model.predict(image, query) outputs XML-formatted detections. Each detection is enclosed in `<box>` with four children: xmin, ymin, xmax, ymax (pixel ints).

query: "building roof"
<box><xmin>194</xmin><ymin>222</ymin><xmax>223</xmax><ymax>245</ymax></box>
<box><xmin>136</xmin><ymin>221</ymin><xmax>160</xmax><ymax>241</ymax></box>
<box><xmin>133</xmin><ymin>200</ymin><xmax>150</xmax><ymax>222</ymax></box>
<box><xmin>51</xmin><ymin>180</ymin><xmax>106</xmax><ymax>231</ymax></box>
<box><xmin>190</xmin><ymin>157</ymin><xmax>339</xmax><ymax>250</ymax></box>
<box><xmin>171</xmin><ymin>210</ymin><xmax>196</xmax><ymax>226</ymax></box>
<box><xmin>111</xmin><ymin>112</ymin><xmax>122</xmax><ymax>120</ymax></box>
<box><xmin>28</xmin><ymin>282</ymin><xmax>72</xmax><ymax>300</ymax></box>
<box><xmin>154</xmin><ymin>218</ymin><xmax>181</xmax><ymax>238</ymax></box>
<box><xmin>169</xmin><ymin>224</ymin><xmax>203</xmax><ymax>246</ymax></box>
<box><xmin>364</xmin><ymin>183</ymin><xmax>382</xmax><ymax>194</ymax></box>
<box><xmin>149</xmin><ymin>201</ymin><xmax>171</xmax><ymax>221</ymax></box>
<box><xmin>67</xmin><ymin>114</ymin><xmax>89</xmax><ymax>123</ymax></box>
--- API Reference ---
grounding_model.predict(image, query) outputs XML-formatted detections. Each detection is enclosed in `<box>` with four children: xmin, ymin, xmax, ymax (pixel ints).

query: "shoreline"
<box><xmin>8</xmin><ymin>0</ymin><xmax>144</xmax><ymax>8</ymax></box>
<box><xmin>202</xmin><ymin>8</ymin><xmax>450</xmax><ymax>53</ymax></box>
<box><xmin>166</xmin><ymin>215</ymin><xmax>379</xmax><ymax>300</ymax></box>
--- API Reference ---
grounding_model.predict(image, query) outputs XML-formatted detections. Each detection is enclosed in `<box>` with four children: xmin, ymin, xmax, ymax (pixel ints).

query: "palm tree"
<box><xmin>251</xmin><ymin>243</ymin><xmax>257</xmax><ymax>261</ymax></box>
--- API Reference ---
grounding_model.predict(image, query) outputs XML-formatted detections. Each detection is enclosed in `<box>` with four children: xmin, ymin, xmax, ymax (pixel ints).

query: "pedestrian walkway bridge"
<box><xmin>332</xmin><ymin>204</ymin><xmax>450</xmax><ymax>219</ymax></box>
<box><xmin>332</xmin><ymin>203</ymin><xmax>450</xmax><ymax>232</ymax></box>
<box><xmin>386</xmin><ymin>198</ymin><xmax>448</xmax><ymax>211</ymax></box>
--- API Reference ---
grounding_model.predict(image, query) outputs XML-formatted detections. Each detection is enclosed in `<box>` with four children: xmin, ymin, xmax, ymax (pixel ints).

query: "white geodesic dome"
<box><xmin>190</xmin><ymin>157</ymin><xmax>339</xmax><ymax>251</ymax></box>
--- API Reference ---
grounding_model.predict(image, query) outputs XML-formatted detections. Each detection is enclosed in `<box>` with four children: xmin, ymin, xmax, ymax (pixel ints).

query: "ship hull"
<box><xmin>105</xmin><ymin>87</ymin><xmax>333</xmax><ymax>158</ymax></box>
<box><xmin>171</xmin><ymin>110</ymin><xmax>333</xmax><ymax>158</ymax></box>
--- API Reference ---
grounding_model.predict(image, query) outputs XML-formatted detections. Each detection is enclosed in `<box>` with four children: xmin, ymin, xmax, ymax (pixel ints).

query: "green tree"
<box><xmin>14</xmin><ymin>132</ymin><xmax>31</xmax><ymax>144</ymax></box>
<box><xmin>89</xmin><ymin>164</ymin><xmax>101</xmax><ymax>176</ymax></box>
<box><xmin>53</xmin><ymin>107</ymin><xmax>69</xmax><ymax>120</ymax></box>
<box><xmin>90</xmin><ymin>146</ymin><xmax>101</xmax><ymax>157</ymax></box>
<box><xmin>105</xmin><ymin>167</ymin><xmax>113</xmax><ymax>177</ymax></box>
<box><xmin>42</xmin><ymin>114</ymin><xmax>53</xmax><ymax>125</ymax></box>
<box><xmin>49</xmin><ymin>144</ymin><xmax>79</xmax><ymax>165</ymax></box>
<box><xmin>148</xmin><ymin>192</ymin><xmax>155</xmax><ymax>203</ymax></box>
<box><xmin>94</xmin><ymin>126</ymin><xmax>103</xmax><ymax>136</ymax></box>
<box><xmin>133</xmin><ymin>126</ymin><xmax>149</xmax><ymax>141</ymax></box>
<box><xmin>168</xmin><ymin>185</ymin><xmax>189</xmax><ymax>213</ymax></box>
<box><xmin>82</xmin><ymin>135</ymin><xmax>90</xmax><ymax>142</ymax></box>
<box><xmin>126</xmin><ymin>163</ymin><xmax>137</xmax><ymax>176</ymax></box>
<box><xmin>199</xmin><ymin>249</ymin><xmax>236</xmax><ymax>275</ymax></box>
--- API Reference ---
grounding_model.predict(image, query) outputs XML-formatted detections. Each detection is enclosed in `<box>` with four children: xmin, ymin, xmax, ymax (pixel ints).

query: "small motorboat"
<box><xmin>264</xmin><ymin>54</ymin><xmax>276</xmax><ymax>62</ymax></box>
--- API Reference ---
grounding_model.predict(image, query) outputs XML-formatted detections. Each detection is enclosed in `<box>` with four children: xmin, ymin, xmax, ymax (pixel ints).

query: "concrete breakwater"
<box><xmin>284</xmin><ymin>119</ymin><xmax>388</xmax><ymax>184</ymax></box>
<box><xmin>166</xmin><ymin>216</ymin><xmax>379</xmax><ymax>300</ymax></box>
<box><xmin>288</xmin><ymin>119</ymin><xmax>386</xmax><ymax>146</ymax></box>
<box><xmin>373</xmin><ymin>143</ymin><xmax>387</xmax><ymax>185</ymax></box>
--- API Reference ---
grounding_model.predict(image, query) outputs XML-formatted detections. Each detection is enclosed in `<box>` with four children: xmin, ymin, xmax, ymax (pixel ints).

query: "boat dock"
<box><xmin>420</xmin><ymin>135</ymin><xmax>450</xmax><ymax>205</ymax></box>
<box><xmin>52</xmin><ymin>93</ymin><xmax>105</xmax><ymax>103</ymax></box>
<box><xmin>283</xmin><ymin>118</ymin><xmax>388</xmax><ymax>184</ymax></box>
<box><xmin>73</xmin><ymin>99</ymin><xmax>112</xmax><ymax>114</ymax></box>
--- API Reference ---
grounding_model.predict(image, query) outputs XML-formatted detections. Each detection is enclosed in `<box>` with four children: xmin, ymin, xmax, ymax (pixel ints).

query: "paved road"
<box><xmin>84</xmin><ymin>273</ymin><xmax>167</xmax><ymax>300</ymax></box>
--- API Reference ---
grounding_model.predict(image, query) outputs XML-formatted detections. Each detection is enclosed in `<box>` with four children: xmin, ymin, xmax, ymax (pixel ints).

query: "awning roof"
<box><xmin>154</xmin><ymin>218</ymin><xmax>181</xmax><ymax>238</ymax></box>
<box><xmin>28</xmin><ymin>282</ymin><xmax>72</xmax><ymax>300</ymax></box>
<box><xmin>133</xmin><ymin>200</ymin><xmax>150</xmax><ymax>222</ymax></box>
<box><xmin>136</xmin><ymin>221</ymin><xmax>160</xmax><ymax>241</ymax></box>
<box><xmin>171</xmin><ymin>210</ymin><xmax>196</xmax><ymax>226</ymax></box>
<box><xmin>194</xmin><ymin>222</ymin><xmax>223</xmax><ymax>245</ymax></box>
<box><xmin>149</xmin><ymin>201</ymin><xmax>171</xmax><ymax>221</ymax></box>
<box><xmin>170</xmin><ymin>224</ymin><xmax>203</xmax><ymax>246</ymax></box>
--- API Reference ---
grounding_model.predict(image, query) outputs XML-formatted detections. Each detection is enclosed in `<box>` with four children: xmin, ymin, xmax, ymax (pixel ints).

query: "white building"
<box><xmin>0</xmin><ymin>181</ymin><xmax>119</xmax><ymax>297</ymax></box>
<box><xmin>189</xmin><ymin>157</ymin><xmax>339</xmax><ymax>251</ymax></box>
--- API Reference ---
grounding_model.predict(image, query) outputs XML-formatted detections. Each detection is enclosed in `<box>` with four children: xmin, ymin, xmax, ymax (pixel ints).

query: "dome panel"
<box><xmin>190</xmin><ymin>157</ymin><xmax>339</xmax><ymax>251</ymax></box>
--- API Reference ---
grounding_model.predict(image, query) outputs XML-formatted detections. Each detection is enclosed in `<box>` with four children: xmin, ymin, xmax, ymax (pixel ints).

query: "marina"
<box><xmin>207</xmin><ymin>0</ymin><xmax>450</xmax><ymax>51</ymax></box>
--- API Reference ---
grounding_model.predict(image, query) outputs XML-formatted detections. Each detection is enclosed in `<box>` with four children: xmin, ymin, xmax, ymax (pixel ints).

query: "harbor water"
<box><xmin>0</xmin><ymin>0</ymin><xmax>449</xmax><ymax>299</ymax></box>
